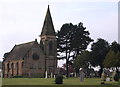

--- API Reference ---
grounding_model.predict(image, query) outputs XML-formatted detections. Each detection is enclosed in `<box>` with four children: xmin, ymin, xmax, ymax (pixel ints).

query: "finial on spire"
<box><xmin>48</xmin><ymin>0</ymin><xmax>49</xmax><ymax>6</ymax></box>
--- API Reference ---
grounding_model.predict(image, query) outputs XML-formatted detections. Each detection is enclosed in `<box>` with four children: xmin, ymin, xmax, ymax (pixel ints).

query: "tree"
<box><xmin>103</xmin><ymin>50</ymin><xmax>120</xmax><ymax>68</ymax></box>
<box><xmin>103</xmin><ymin>49</ymin><xmax>120</xmax><ymax>80</ymax></box>
<box><xmin>71</xmin><ymin>23</ymin><xmax>93</xmax><ymax>57</ymax></box>
<box><xmin>110</xmin><ymin>41</ymin><xmax>120</xmax><ymax>53</ymax></box>
<box><xmin>103</xmin><ymin>41</ymin><xmax>120</xmax><ymax>68</ymax></box>
<box><xmin>57</xmin><ymin>23</ymin><xmax>73</xmax><ymax>77</ymax></box>
<box><xmin>74</xmin><ymin>51</ymin><xmax>91</xmax><ymax>71</ymax></box>
<box><xmin>57</xmin><ymin>22</ymin><xmax>93</xmax><ymax>77</ymax></box>
<box><xmin>90</xmin><ymin>38</ymin><xmax>109</xmax><ymax>76</ymax></box>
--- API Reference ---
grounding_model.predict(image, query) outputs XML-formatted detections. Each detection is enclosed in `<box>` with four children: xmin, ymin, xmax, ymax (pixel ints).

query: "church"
<box><xmin>2</xmin><ymin>5</ymin><xmax>57</xmax><ymax>78</ymax></box>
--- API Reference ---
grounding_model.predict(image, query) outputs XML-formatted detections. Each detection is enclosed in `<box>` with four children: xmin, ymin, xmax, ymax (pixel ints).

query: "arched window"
<box><xmin>7</xmin><ymin>63</ymin><xmax>9</xmax><ymax>72</ymax></box>
<box><xmin>11</xmin><ymin>63</ymin><xmax>14</xmax><ymax>76</ymax></box>
<box><xmin>7</xmin><ymin>63</ymin><xmax>9</xmax><ymax>77</ymax></box>
<box><xmin>3</xmin><ymin>64</ymin><xmax>5</xmax><ymax>77</ymax></box>
<box><xmin>16</xmin><ymin>62</ymin><xmax>19</xmax><ymax>76</ymax></box>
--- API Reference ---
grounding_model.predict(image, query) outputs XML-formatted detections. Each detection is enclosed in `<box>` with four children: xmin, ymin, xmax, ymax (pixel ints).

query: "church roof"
<box><xmin>40</xmin><ymin>5</ymin><xmax>55</xmax><ymax>36</ymax></box>
<box><xmin>4</xmin><ymin>41</ymin><xmax>37</xmax><ymax>61</ymax></box>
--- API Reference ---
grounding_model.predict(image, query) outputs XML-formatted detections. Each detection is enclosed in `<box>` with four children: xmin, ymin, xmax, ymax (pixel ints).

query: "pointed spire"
<box><xmin>40</xmin><ymin>5</ymin><xmax>55</xmax><ymax>36</ymax></box>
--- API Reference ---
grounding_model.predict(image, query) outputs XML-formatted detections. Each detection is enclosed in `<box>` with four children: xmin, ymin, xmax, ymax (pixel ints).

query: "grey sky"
<box><xmin>0</xmin><ymin>0</ymin><xmax>118</xmax><ymax>66</ymax></box>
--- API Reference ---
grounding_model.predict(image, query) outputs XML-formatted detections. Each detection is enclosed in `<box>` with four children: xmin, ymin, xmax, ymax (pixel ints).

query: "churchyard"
<box><xmin>2</xmin><ymin>77</ymin><xmax>119</xmax><ymax>86</ymax></box>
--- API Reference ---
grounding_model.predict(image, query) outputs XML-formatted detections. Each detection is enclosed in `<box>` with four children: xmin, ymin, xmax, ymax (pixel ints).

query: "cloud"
<box><xmin>0</xmin><ymin>0</ymin><xmax>119</xmax><ymax>3</ymax></box>
<box><xmin>51</xmin><ymin>0</ymin><xmax>119</xmax><ymax>2</ymax></box>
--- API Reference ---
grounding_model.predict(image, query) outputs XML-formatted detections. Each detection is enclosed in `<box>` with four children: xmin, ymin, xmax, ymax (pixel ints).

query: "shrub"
<box><xmin>101</xmin><ymin>81</ymin><xmax>105</xmax><ymax>84</ymax></box>
<box><xmin>55</xmin><ymin>74</ymin><xmax>63</xmax><ymax>84</ymax></box>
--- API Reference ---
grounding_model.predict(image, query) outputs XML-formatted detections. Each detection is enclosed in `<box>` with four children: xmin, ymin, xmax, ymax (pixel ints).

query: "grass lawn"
<box><xmin>2</xmin><ymin>78</ymin><xmax>119</xmax><ymax>86</ymax></box>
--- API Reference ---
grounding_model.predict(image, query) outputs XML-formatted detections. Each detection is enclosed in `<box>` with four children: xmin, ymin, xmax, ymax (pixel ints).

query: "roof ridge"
<box><xmin>16</xmin><ymin>41</ymin><xmax>35</xmax><ymax>46</ymax></box>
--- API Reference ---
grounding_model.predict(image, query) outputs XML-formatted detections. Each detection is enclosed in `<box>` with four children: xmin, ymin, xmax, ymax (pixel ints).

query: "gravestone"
<box><xmin>45</xmin><ymin>71</ymin><xmax>48</xmax><ymax>78</ymax></box>
<box><xmin>106</xmin><ymin>77</ymin><xmax>110</xmax><ymax>81</ymax></box>
<box><xmin>111</xmin><ymin>71</ymin><xmax>116</xmax><ymax>81</ymax></box>
<box><xmin>79</xmin><ymin>69</ymin><xmax>85</xmax><ymax>82</ymax></box>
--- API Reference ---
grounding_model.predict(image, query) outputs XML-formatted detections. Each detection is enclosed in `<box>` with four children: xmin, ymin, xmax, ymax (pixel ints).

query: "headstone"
<box><xmin>106</xmin><ymin>77</ymin><xmax>110</xmax><ymax>81</ymax></box>
<box><xmin>79</xmin><ymin>69</ymin><xmax>85</xmax><ymax>82</ymax></box>
<box><xmin>101</xmin><ymin>71</ymin><xmax>106</xmax><ymax>81</ymax></box>
<box><xmin>28</xmin><ymin>72</ymin><xmax>31</xmax><ymax>78</ymax></box>
<box><xmin>45</xmin><ymin>71</ymin><xmax>47</xmax><ymax>78</ymax></box>
<box><xmin>54</xmin><ymin>75</ymin><xmax>55</xmax><ymax>78</ymax></box>
<box><xmin>74</xmin><ymin>72</ymin><xmax>77</xmax><ymax>78</ymax></box>
<box><xmin>111</xmin><ymin>71</ymin><xmax>116</xmax><ymax>81</ymax></box>
<box><xmin>101</xmin><ymin>71</ymin><xmax>107</xmax><ymax>84</ymax></box>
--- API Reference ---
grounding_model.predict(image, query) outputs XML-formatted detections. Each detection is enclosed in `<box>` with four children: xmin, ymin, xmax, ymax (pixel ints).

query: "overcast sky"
<box><xmin>0</xmin><ymin>0</ymin><xmax>119</xmax><ymax>67</ymax></box>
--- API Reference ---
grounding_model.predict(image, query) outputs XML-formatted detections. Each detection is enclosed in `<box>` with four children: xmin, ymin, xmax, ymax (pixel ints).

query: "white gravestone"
<box><xmin>45</xmin><ymin>71</ymin><xmax>48</xmax><ymax>78</ymax></box>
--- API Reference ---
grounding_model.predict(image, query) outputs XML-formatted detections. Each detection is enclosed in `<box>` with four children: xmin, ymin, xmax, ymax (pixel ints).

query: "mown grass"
<box><xmin>2</xmin><ymin>78</ymin><xmax>119</xmax><ymax>86</ymax></box>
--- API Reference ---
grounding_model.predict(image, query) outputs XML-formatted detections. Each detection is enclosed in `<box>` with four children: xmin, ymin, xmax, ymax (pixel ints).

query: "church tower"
<box><xmin>40</xmin><ymin>5</ymin><xmax>57</xmax><ymax>76</ymax></box>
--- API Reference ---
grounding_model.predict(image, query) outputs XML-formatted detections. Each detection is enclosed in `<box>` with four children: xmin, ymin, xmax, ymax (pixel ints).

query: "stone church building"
<box><xmin>2</xmin><ymin>5</ymin><xmax>57</xmax><ymax>78</ymax></box>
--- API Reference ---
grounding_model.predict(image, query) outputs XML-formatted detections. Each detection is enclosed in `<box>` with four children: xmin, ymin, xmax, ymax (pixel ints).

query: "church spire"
<box><xmin>40</xmin><ymin>5</ymin><xmax>55</xmax><ymax>36</ymax></box>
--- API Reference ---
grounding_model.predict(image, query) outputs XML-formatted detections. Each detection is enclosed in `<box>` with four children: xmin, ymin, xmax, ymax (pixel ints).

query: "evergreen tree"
<box><xmin>110</xmin><ymin>41</ymin><xmax>120</xmax><ymax>53</ymax></box>
<box><xmin>90</xmin><ymin>38</ymin><xmax>109</xmax><ymax>76</ymax></box>
<box><xmin>57</xmin><ymin>22</ymin><xmax>93</xmax><ymax>77</ymax></box>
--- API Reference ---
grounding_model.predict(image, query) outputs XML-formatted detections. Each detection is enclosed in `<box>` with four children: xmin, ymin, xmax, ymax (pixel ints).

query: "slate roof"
<box><xmin>40</xmin><ymin>5</ymin><xmax>55</xmax><ymax>36</ymax></box>
<box><xmin>4</xmin><ymin>41</ymin><xmax>37</xmax><ymax>61</ymax></box>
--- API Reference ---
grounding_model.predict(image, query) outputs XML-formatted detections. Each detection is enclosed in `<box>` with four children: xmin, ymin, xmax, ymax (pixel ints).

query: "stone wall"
<box><xmin>22</xmin><ymin>44</ymin><xmax>45</xmax><ymax>77</ymax></box>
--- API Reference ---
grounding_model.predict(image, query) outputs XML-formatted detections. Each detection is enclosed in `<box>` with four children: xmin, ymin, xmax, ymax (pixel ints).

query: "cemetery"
<box><xmin>2</xmin><ymin>69</ymin><xmax>120</xmax><ymax>86</ymax></box>
<box><xmin>1</xmin><ymin>1</ymin><xmax>120</xmax><ymax>87</ymax></box>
